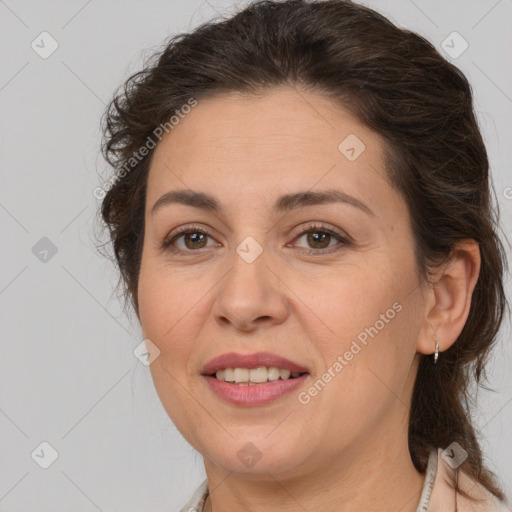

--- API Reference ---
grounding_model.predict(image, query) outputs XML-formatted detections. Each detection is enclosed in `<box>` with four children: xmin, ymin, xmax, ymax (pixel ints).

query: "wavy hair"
<box><xmin>97</xmin><ymin>0</ymin><xmax>510</xmax><ymax>503</ymax></box>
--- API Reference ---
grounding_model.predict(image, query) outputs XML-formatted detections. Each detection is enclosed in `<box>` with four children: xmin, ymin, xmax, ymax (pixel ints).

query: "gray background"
<box><xmin>0</xmin><ymin>0</ymin><xmax>511</xmax><ymax>510</ymax></box>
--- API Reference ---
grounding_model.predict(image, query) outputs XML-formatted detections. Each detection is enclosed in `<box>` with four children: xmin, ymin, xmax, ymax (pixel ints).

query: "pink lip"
<box><xmin>203</xmin><ymin>374</ymin><xmax>309</xmax><ymax>406</ymax></box>
<box><xmin>201</xmin><ymin>351</ymin><xmax>310</xmax><ymax>375</ymax></box>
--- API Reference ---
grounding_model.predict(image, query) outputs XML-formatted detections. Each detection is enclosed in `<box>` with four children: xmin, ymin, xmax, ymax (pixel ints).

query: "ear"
<box><xmin>416</xmin><ymin>240</ymin><xmax>481</xmax><ymax>357</ymax></box>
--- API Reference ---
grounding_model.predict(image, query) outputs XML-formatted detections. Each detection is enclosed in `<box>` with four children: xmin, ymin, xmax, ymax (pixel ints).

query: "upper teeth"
<box><xmin>215</xmin><ymin>367</ymin><xmax>301</xmax><ymax>384</ymax></box>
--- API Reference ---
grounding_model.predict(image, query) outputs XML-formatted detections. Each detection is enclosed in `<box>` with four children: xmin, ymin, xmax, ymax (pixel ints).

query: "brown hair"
<box><xmin>97</xmin><ymin>0</ymin><xmax>510</xmax><ymax>503</ymax></box>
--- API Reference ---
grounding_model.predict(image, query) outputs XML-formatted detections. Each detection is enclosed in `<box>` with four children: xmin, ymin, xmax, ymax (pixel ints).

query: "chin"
<box><xmin>198</xmin><ymin>430</ymin><xmax>316</xmax><ymax>479</ymax></box>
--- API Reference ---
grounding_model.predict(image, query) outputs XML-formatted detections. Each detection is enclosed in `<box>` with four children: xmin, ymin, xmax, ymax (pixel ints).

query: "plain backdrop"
<box><xmin>1</xmin><ymin>1</ymin><xmax>511</xmax><ymax>510</ymax></box>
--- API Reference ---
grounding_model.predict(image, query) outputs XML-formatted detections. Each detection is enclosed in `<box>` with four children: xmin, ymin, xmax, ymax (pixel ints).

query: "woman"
<box><xmin>98</xmin><ymin>0</ymin><xmax>511</xmax><ymax>510</ymax></box>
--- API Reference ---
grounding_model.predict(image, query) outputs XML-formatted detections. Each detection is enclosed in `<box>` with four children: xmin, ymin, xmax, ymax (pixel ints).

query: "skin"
<box><xmin>136</xmin><ymin>87</ymin><xmax>481</xmax><ymax>512</ymax></box>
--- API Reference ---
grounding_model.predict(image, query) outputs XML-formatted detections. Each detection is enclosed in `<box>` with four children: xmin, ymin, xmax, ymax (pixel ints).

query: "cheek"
<box><xmin>137</xmin><ymin>258</ymin><xmax>216</xmax><ymax>378</ymax></box>
<box><xmin>137</xmin><ymin>263</ymin><xmax>187</xmax><ymax>362</ymax></box>
<box><xmin>136</xmin><ymin>266</ymin><xmax>206</xmax><ymax>432</ymax></box>
<box><xmin>138</xmin><ymin>249</ymin><xmax>189</xmax><ymax>330</ymax></box>
<box><xmin>300</xmin><ymin>267</ymin><xmax>398</xmax><ymax>342</ymax></box>
<box><xmin>301</xmin><ymin>260</ymin><xmax>419</xmax><ymax>382</ymax></box>
<box><xmin>303</xmin><ymin>284</ymin><xmax>418</xmax><ymax>434</ymax></box>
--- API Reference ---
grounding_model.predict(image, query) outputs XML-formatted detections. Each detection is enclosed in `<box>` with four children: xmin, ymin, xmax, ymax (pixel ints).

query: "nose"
<box><xmin>212</xmin><ymin>246</ymin><xmax>289</xmax><ymax>332</ymax></box>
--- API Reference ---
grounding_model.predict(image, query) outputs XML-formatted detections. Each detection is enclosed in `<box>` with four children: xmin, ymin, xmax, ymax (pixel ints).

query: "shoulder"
<box><xmin>178</xmin><ymin>479</ymin><xmax>209</xmax><ymax>512</ymax></box>
<box><xmin>429</xmin><ymin>448</ymin><xmax>511</xmax><ymax>512</ymax></box>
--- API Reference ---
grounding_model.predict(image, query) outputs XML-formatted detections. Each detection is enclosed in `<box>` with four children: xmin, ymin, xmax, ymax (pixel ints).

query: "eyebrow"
<box><xmin>151</xmin><ymin>188</ymin><xmax>374</xmax><ymax>217</ymax></box>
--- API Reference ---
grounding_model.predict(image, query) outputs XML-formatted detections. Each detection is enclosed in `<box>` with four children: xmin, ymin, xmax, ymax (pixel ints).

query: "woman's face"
<box><xmin>137</xmin><ymin>87</ymin><xmax>429</xmax><ymax>479</ymax></box>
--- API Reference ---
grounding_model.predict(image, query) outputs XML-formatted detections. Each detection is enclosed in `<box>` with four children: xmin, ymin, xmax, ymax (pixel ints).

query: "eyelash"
<box><xmin>161</xmin><ymin>222</ymin><xmax>352</xmax><ymax>256</ymax></box>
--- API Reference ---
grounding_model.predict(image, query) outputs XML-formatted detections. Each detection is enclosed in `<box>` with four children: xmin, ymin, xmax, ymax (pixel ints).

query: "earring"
<box><xmin>434</xmin><ymin>340</ymin><xmax>439</xmax><ymax>364</ymax></box>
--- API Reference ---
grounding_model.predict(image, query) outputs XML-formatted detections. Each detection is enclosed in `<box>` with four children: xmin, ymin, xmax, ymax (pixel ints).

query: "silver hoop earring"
<box><xmin>434</xmin><ymin>340</ymin><xmax>439</xmax><ymax>364</ymax></box>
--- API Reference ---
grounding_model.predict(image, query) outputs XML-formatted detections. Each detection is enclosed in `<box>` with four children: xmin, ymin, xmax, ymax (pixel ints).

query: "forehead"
<box><xmin>146</xmin><ymin>87</ymin><xmax>400</xmax><ymax>219</ymax></box>
<box><xmin>152</xmin><ymin>88</ymin><xmax>380</xmax><ymax>159</ymax></box>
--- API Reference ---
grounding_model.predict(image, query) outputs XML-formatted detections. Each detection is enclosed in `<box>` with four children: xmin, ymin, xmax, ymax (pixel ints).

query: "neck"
<box><xmin>202</xmin><ymin>435</ymin><xmax>425</xmax><ymax>512</ymax></box>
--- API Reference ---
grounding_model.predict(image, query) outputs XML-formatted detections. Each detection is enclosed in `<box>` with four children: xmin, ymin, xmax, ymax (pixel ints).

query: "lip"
<box><xmin>201</xmin><ymin>351</ymin><xmax>310</xmax><ymax>375</ymax></box>
<box><xmin>203</xmin><ymin>374</ymin><xmax>309</xmax><ymax>406</ymax></box>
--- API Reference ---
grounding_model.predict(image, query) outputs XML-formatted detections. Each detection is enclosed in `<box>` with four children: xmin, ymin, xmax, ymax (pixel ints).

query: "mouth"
<box><xmin>201</xmin><ymin>351</ymin><xmax>310</xmax><ymax>379</ymax></box>
<box><xmin>208</xmin><ymin>367</ymin><xmax>308</xmax><ymax>385</ymax></box>
<box><xmin>203</xmin><ymin>368</ymin><xmax>310</xmax><ymax>408</ymax></box>
<box><xmin>201</xmin><ymin>352</ymin><xmax>310</xmax><ymax>405</ymax></box>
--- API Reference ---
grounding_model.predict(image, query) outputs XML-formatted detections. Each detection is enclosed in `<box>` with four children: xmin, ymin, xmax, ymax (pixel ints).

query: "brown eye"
<box><xmin>292</xmin><ymin>223</ymin><xmax>352</xmax><ymax>255</ymax></box>
<box><xmin>182</xmin><ymin>232</ymin><xmax>208</xmax><ymax>250</ymax></box>
<box><xmin>304</xmin><ymin>231</ymin><xmax>332</xmax><ymax>249</ymax></box>
<box><xmin>162</xmin><ymin>227</ymin><xmax>217</xmax><ymax>253</ymax></box>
